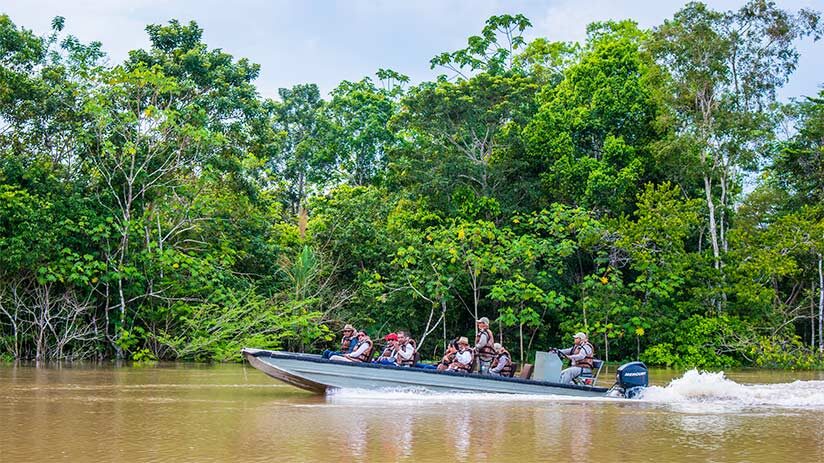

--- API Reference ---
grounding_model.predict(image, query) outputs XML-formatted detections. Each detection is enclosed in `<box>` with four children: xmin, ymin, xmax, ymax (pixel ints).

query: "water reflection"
<box><xmin>344</xmin><ymin>415</ymin><xmax>369</xmax><ymax>461</ymax></box>
<box><xmin>675</xmin><ymin>414</ymin><xmax>731</xmax><ymax>451</ymax></box>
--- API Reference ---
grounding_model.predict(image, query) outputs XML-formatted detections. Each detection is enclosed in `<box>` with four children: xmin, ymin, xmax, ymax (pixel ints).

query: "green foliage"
<box><xmin>524</xmin><ymin>21</ymin><xmax>663</xmax><ymax>216</ymax></box>
<box><xmin>325</xmin><ymin>76</ymin><xmax>402</xmax><ymax>186</ymax></box>
<box><xmin>393</xmin><ymin>71</ymin><xmax>538</xmax><ymax>210</ymax></box>
<box><xmin>1</xmin><ymin>9</ymin><xmax>823</xmax><ymax>369</ymax></box>
<box><xmin>153</xmin><ymin>289</ymin><xmax>328</xmax><ymax>362</ymax></box>
<box><xmin>270</xmin><ymin>83</ymin><xmax>332</xmax><ymax>214</ymax></box>
<box><xmin>430</xmin><ymin>14</ymin><xmax>533</xmax><ymax>77</ymax></box>
<box><xmin>771</xmin><ymin>90</ymin><xmax>824</xmax><ymax>208</ymax></box>
<box><xmin>641</xmin><ymin>315</ymin><xmax>745</xmax><ymax>368</ymax></box>
<box><xmin>750</xmin><ymin>336</ymin><xmax>824</xmax><ymax>370</ymax></box>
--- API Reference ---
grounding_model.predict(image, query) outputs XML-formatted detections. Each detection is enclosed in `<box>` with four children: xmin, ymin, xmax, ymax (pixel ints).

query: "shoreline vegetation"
<box><xmin>1</xmin><ymin>2</ymin><xmax>823</xmax><ymax>369</ymax></box>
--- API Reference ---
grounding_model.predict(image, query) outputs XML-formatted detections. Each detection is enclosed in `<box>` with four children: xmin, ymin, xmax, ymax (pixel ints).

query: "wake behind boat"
<box><xmin>242</xmin><ymin>348</ymin><xmax>649</xmax><ymax>398</ymax></box>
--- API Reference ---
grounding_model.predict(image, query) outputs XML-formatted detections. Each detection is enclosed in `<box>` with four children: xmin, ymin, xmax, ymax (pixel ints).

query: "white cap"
<box><xmin>573</xmin><ymin>332</ymin><xmax>588</xmax><ymax>341</ymax></box>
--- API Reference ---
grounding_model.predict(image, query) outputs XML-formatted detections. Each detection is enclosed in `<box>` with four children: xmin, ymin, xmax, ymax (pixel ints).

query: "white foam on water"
<box><xmin>325</xmin><ymin>370</ymin><xmax>824</xmax><ymax>411</ymax></box>
<box><xmin>638</xmin><ymin>369</ymin><xmax>824</xmax><ymax>410</ymax></box>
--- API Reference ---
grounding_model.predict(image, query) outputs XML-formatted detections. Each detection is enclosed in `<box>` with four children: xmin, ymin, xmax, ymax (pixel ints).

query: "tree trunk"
<box><xmin>704</xmin><ymin>174</ymin><xmax>721</xmax><ymax>270</ymax></box>
<box><xmin>812</xmin><ymin>280</ymin><xmax>816</xmax><ymax>350</ymax></box>
<box><xmin>636</xmin><ymin>335</ymin><xmax>640</xmax><ymax>361</ymax></box>
<box><xmin>818</xmin><ymin>254</ymin><xmax>823</xmax><ymax>353</ymax></box>
<box><xmin>604</xmin><ymin>331</ymin><xmax>609</xmax><ymax>364</ymax></box>
<box><xmin>471</xmin><ymin>270</ymin><xmax>480</xmax><ymax>336</ymax></box>
<box><xmin>442</xmin><ymin>299</ymin><xmax>447</xmax><ymax>351</ymax></box>
<box><xmin>720</xmin><ymin>171</ymin><xmax>728</xmax><ymax>254</ymax></box>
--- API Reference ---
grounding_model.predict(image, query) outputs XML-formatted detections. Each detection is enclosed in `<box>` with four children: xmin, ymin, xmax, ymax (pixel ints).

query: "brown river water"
<box><xmin>1</xmin><ymin>362</ymin><xmax>823</xmax><ymax>463</ymax></box>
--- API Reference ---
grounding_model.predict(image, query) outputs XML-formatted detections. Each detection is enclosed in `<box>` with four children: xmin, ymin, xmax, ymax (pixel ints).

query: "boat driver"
<box><xmin>554</xmin><ymin>332</ymin><xmax>595</xmax><ymax>384</ymax></box>
<box><xmin>489</xmin><ymin>343</ymin><xmax>515</xmax><ymax>377</ymax></box>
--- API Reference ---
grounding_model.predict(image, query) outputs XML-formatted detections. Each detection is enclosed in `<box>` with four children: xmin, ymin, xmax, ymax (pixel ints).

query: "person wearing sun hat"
<box><xmin>489</xmin><ymin>342</ymin><xmax>515</xmax><ymax>377</ymax></box>
<box><xmin>330</xmin><ymin>331</ymin><xmax>373</xmax><ymax>362</ymax></box>
<box><xmin>447</xmin><ymin>336</ymin><xmax>474</xmax><ymax>372</ymax></box>
<box><xmin>322</xmin><ymin>323</ymin><xmax>359</xmax><ymax>359</ymax></box>
<box><xmin>554</xmin><ymin>332</ymin><xmax>595</xmax><ymax>384</ymax></box>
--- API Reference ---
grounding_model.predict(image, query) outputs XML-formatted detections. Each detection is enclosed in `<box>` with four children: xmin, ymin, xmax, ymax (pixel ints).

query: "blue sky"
<box><xmin>1</xmin><ymin>0</ymin><xmax>821</xmax><ymax>101</ymax></box>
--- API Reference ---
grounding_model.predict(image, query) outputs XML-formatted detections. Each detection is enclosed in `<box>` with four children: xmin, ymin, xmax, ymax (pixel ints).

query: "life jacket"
<box><xmin>491</xmin><ymin>348</ymin><xmax>516</xmax><ymax>377</ymax></box>
<box><xmin>340</xmin><ymin>334</ymin><xmax>356</xmax><ymax>353</ymax></box>
<box><xmin>440</xmin><ymin>351</ymin><xmax>456</xmax><ymax>366</ymax></box>
<box><xmin>475</xmin><ymin>329</ymin><xmax>495</xmax><ymax>362</ymax></box>
<box><xmin>396</xmin><ymin>338</ymin><xmax>417</xmax><ymax>366</ymax></box>
<box><xmin>379</xmin><ymin>345</ymin><xmax>396</xmax><ymax>358</ymax></box>
<box><xmin>352</xmin><ymin>339</ymin><xmax>373</xmax><ymax>363</ymax></box>
<box><xmin>571</xmin><ymin>341</ymin><xmax>595</xmax><ymax>369</ymax></box>
<box><xmin>450</xmin><ymin>347</ymin><xmax>474</xmax><ymax>372</ymax></box>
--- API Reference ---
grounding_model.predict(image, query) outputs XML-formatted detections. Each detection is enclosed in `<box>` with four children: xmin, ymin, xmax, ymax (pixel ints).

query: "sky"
<box><xmin>1</xmin><ymin>0</ymin><xmax>822</xmax><ymax>101</ymax></box>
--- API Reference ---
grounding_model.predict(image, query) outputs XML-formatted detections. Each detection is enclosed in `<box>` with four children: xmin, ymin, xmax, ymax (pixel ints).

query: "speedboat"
<box><xmin>242</xmin><ymin>348</ymin><xmax>648</xmax><ymax>398</ymax></box>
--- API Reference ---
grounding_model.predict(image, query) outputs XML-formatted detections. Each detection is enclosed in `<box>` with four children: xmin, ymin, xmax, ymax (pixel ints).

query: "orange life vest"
<box><xmin>352</xmin><ymin>340</ymin><xmax>373</xmax><ymax>363</ymax></box>
<box><xmin>380</xmin><ymin>345</ymin><xmax>396</xmax><ymax>358</ymax></box>
<box><xmin>340</xmin><ymin>334</ymin><xmax>356</xmax><ymax>353</ymax></box>
<box><xmin>450</xmin><ymin>347</ymin><xmax>474</xmax><ymax>371</ymax></box>
<box><xmin>491</xmin><ymin>348</ymin><xmax>516</xmax><ymax>377</ymax></box>
<box><xmin>396</xmin><ymin>338</ymin><xmax>417</xmax><ymax>366</ymax></box>
<box><xmin>475</xmin><ymin>329</ymin><xmax>495</xmax><ymax>362</ymax></box>
<box><xmin>571</xmin><ymin>341</ymin><xmax>595</xmax><ymax>369</ymax></box>
<box><xmin>440</xmin><ymin>351</ymin><xmax>456</xmax><ymax>366</ymax></box>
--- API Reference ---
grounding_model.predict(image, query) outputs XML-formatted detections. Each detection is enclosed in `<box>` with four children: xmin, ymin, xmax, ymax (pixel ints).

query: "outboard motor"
<box><xmin>609</xmin><ymin>361</ymin><xmax>649</xmax><ymax>398</ymax></box>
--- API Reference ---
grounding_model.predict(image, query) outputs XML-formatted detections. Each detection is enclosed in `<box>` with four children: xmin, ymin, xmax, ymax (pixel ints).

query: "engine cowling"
<box><xmin>614</xmin><ymin>361</ymin><xmax>648</xmax><ymax>398</ymax></box>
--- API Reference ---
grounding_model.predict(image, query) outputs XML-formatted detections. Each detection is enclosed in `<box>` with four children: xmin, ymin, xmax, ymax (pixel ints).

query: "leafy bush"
<box><xmin>750</xmin><ymin>336</ymin><xmax>824</xmax><ymax>370</ymax></box>
<box><xmin>641</xmin><ymin>315</ymin><xmax>745</xmax><ymax>368</ymax></box>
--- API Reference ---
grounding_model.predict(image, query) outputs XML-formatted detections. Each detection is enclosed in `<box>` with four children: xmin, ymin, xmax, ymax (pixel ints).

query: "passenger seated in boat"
<box><xmin>374</xmin><ymin>333</ymin><xmax>398</xmax><ymax>365</ymax></box>
<box><xmin>554</xmin><ymin>332</ymin><xmax>595</xmax><ymax>384</ymax></box>
<box><xmin>447</xmin><ymin>337</ymin><xmax>474</xmax><ymax>372</ymax></box>
<box><xmin>437</xmin><ymin>339</ymin><xmax>459</xmax><ymax>372</ymax></box>
<box><xmin>322</xmin><ymin>324</ymin><xmax>358</xmax><ymax>359</ymax></box>
<box><xmin>488</xmin><ymin>343</ymin><xmax>515</xmax><ymax>377</ymax></box>
<box><xmin>329</xmin><ymin>331</ymin><xmax>372</xmax><ymax>362</ymax></box>
<box><xmin>394</xmin><ymin>331</ymin><xmax>417</xmax><ymax>367</ymax></box>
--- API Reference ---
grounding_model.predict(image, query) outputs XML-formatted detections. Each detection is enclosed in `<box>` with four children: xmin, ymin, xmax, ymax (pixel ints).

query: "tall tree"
<box><xmin>270</xmin><ymin>84</ymin><xmax>332</xmax><ymax>215</ymax></box>
<box><xmin>325</xmin><ymin>75</ymin><xmax>402</xmax><ymax>186</ymax></box>
<box><xmin>430</xmin><ymin>13</ymin><xmax>532</xmax><ymax>78</ymax></box>
<box><xmin>396</xmin><ymin>73</ymin><xmax>537</xmax><ymax>205</ymax></box>
<box><xmin>651</xmin><ymin>1</ymin><xmax>822</xmax><ymax>275</ymax></box>
<box><xmin>524</xmin><ymin>20</ymin><xmax>664</xmax><ymax>217</ymax></box>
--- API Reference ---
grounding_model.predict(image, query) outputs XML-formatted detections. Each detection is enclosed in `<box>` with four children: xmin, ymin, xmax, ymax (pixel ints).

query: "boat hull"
<box><xmin>242</xmin><ymin>348</ymin><xmax>611</xmax><ymax>397</ymax></box>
